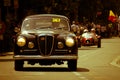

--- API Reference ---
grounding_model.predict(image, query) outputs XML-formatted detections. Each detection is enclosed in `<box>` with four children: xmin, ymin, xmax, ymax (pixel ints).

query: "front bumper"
<box><xmin>13</xmin><ymin>55</ymin><xmax>78</xmax><ymax>60</ymax></box>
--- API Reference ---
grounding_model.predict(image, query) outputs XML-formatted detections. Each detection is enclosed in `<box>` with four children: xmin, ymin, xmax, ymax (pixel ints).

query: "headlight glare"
<box><xmin>17</xmin><ymin>36</ymin><xmax>26</xmax><ymax>47</ymax></box>
<box><xmin>65</xmin><ymin>37</ymin><xmax>75</xmax><ymax>47</ymax></box>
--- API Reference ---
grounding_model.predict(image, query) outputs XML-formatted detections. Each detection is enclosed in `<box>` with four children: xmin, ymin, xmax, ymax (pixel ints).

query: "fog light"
<box><xmin>58</xmin><ymin>42</ymin><xmax>64</xmax><ymax>49</ymax></box>
<box><xmin>28</xmin><ymin>42</ymin><xmax>34</xmax><ymax>48</ymax></box>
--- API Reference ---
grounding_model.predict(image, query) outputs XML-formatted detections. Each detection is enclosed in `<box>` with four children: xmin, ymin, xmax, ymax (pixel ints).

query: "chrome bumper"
<box><xmin>13</xmin><ymin>55</ymin><xmax>78</xmax><ymax>60</ymax></box>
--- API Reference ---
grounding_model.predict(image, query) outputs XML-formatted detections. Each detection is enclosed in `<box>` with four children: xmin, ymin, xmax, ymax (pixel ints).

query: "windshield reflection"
<box><xmin>21</xmin><ymin>17</ymin><xmax>69</xmax><ymax>32</ymax></box>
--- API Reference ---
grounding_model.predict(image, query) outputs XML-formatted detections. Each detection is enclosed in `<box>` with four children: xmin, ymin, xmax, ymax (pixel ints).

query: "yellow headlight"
<box><xmin>17</xmin><ymin>36</ymin><xmax>26</xmax><ymax>47</ymax></box>
<box><xmin>65</xmin><ymin>37</ymin><xmax>75</xmax><ymax>47</ymax></box>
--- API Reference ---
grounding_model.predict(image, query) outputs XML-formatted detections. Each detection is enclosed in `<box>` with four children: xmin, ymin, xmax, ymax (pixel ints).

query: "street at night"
<box><xmin>0</xmin><ymin>37</ymin><xmax>120</xmax><ymax>80</ymax></box>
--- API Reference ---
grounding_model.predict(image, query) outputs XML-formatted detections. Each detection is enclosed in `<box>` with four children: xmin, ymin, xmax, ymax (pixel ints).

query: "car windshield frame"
<box><xmin>21</xmin><ymin>15</ymin><xmax>70</xmax><ymax>33</ymax></box>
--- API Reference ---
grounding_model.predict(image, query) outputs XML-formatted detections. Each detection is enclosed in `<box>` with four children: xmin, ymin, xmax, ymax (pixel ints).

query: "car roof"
<box><xmin>25</xmin><ymin>14</ymin><xmax>69</xmax><ymax>20</ymax></box>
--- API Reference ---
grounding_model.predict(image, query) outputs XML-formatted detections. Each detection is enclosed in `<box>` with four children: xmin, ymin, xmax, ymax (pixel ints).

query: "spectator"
<box><xmin>71</xmin><ymin>21</ymin><xmax>80</xmax><ymax>35</ymax></box>
<box><xmin>118</xmin><ymin>22</ymin><xmax>120</xmax><ymax>37</ymax></box>
<box><xmin>0</xmin><ymin>20</ymin><xmax>6</xmax><ymax>55</ymax></box>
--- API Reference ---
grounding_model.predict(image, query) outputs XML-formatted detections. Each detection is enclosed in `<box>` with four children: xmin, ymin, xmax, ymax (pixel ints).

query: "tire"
<box><xmin>77</xmin><ymin>37</ymin><xmax>81</xmax><ymax>48</ymax></box>
<box><xmin>97</xmin><ymin>38</ymin><xmax>101</xmax><ymax>48</ymax></box>
<box><xmin>68</xmin><ymin>60</ymin><xmax>77</xmax><ymax>71</ymax></box>
<box><xmin>78</xmin><ymin>42</ymin><xmax>81</xmax><ymax>48</ymax></box>
<box><xmin>15</xmin><ymin>60</ymin><xmax>24</xmax><ymax>71</ymax></box>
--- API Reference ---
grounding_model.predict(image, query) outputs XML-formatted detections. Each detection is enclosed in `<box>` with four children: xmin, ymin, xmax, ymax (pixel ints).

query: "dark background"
<box><xmin>0</xmin><ymin>0</ymin><xmax>120</xmax><ymax>24</ymax></box>
<box><xmin>0</xmin><ymin>0</ymin><xmax>120</xmax><ymax>52</ymax></box>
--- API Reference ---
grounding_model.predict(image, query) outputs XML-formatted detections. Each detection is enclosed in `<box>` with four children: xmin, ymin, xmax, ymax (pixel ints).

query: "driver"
<box><xmin>82</xmin><ymin>29</ymin><xmax>89</xmax><ymax>37</ymax></box>
<box><xmin>90</xmin><ymin>28</ymin><xmax>98</xmax><ymax>41</ymax></box>
<box><xmin>90</xmin><ymin>28</ymin><xmax>97</xmax><ymax>36</ymax></box>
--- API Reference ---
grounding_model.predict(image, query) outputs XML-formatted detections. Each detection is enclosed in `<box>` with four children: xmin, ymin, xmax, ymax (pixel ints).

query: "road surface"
<box><xmin>0</xmin><ymin>37</ymin><xmax>120</xmax><ymax>80</ymax></box>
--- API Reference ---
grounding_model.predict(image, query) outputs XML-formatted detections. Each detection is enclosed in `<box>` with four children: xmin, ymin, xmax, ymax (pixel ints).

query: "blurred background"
<box><xmin>0</xmin><ymin>0</ymin><xmax>120</xmax><ymax>53</ymax></box>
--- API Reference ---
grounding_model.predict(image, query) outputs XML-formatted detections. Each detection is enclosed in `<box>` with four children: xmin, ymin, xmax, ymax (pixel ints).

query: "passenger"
<box><xmin>83</xmin><ymin>29</ymin><xmax>89</xmax><ymax>33</ymax></box>
<box><xmin>90</xmin><ymin>28</ymin><xmax>98</xmax><ymax>41</ymax></box>
<box><xmin>91</xmin><ymin>28</ymin><xmax>96</xmax><ymax>35</ymax></box>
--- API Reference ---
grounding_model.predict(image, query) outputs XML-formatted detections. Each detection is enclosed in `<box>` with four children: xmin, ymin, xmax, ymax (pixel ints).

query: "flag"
<box><xmin>108</xmin><ymin>10</ymin><xmax>116</xmax><ymax>22</ymax></box>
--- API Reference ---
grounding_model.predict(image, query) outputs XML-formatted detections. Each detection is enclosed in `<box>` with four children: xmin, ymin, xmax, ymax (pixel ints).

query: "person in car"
<box><xmin>81</xmin><ymin>29</ymin><xmax>89</xmax><ymax>37</ymax></box>
<box><xmin>90</xmin><ymin>28</ymin><xmax>99</xmax><ymax>41</ymax></box>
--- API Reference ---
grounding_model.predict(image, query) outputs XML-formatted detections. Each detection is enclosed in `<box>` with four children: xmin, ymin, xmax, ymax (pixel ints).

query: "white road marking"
<box><xmin>73</xmin><ymin>72</ymin><xmax>90</xmax><ymax>80</ymax></box>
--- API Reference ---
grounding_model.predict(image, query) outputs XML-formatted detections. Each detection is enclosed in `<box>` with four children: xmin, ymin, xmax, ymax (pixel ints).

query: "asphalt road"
<box><xmin>0</xmin><ymin>37</ymin><xmax>120</xmax><ymax>80</ymax></box>
<box><xmin>77</xmin><ymin>37</ymin><xmax>120</xmax><ymax>80</ymax></box>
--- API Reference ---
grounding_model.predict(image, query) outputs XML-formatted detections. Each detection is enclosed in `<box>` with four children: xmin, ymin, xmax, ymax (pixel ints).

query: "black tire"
<box><xmin>78</xmin><ymin>42</ymin><xmax>81</xmax><ymax>48</ymax></box>
<box><xmin>97</xmin><ymin>38</ymin><xmax>101</xmax><ymax>48</ymax></box>
<box><xmin>77</xmin><ymin>38</ymin><xmax>81</xmax><ymax>48</ymax></box>
<box><xmin>68</xmin><ymin>60</ymin><xmax>77</xmax><ymax>71</ymax></box>
<box><xmin>15</xmin><ymin>60</ymin><xmax>24</xmax><ymax>71</ymax></box>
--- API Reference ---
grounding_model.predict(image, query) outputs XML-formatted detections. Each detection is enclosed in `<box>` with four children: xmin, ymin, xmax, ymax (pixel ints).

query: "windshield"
<box><xmin>21</xmin><ymin>16</ymin><xmax>69</xmax><ymax>32</ymax></box>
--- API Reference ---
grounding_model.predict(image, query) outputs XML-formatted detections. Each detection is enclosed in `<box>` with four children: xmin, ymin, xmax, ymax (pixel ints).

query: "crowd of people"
<box><xmin>71</xmin><ymin>21</ymin><xmax>101</xmax><ymax>36</ymax></box>
<box><xmin>0</xmin><ymin>19</ymin><xmax>20</xmax><ymax>55</ymax></box>
<box><xmin>70</xmin><ymin>20</ymin><xmax>120</xmax><ymax>38</ymax></box>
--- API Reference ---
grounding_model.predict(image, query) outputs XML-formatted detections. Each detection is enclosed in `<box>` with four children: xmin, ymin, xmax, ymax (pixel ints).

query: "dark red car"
<box><xmin>81</xmin><ymin>31</ymin><xmax>101</xmax><ymax>48</ymax></box>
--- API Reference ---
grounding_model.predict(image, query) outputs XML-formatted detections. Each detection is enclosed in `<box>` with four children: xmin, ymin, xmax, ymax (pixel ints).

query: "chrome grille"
<box><xmin>38</xmin><ymin>35</ymin><xmax>54</xmax><ymax>55</ymax></box>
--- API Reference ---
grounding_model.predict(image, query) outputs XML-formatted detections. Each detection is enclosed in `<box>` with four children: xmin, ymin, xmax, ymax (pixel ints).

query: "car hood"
<box><xmin>20</xmin><ymin>29</ymin><xmax>76</xmax><ymax>37</ymax></box>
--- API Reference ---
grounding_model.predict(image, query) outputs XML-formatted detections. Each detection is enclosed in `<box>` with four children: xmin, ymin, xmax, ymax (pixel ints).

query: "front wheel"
<box><xmin>68</xmin><ymin>60</ymin><xmax>77</xmax><ymax>71</ymax></box>
<box><xmin>14</xmin><ymin>60</ymin><xmax>24</xmax><ymax>71</ymax></box>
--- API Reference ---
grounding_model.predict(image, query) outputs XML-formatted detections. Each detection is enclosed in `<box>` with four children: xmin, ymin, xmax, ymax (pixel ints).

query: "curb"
<box><xmin>0</xmin><ymin>59</ymin><xmax>14</xmax><ymax>62</ymax></box>
<box><xmin>4</xmin><ymin>52</ymin><xmax>14</xmax><ymax>55</ymax></box>
<box><xmin>0</xmin><ymin>52</ymin><xmax>14</xmax><ymax>62</ymax></box>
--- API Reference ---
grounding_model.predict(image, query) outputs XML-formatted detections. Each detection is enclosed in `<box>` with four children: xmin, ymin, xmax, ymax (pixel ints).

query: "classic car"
<box><xmin>80</xmin><ymin>29</ymin><xmax>101</xmax><ymax>48</ymax></box>
<box><xmin>13</xmin><ymin>14</ymin><xmax>78</xmax><ymax>71</ymax></box>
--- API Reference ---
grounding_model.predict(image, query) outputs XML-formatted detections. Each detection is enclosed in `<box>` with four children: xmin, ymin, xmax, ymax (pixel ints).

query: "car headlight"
<box><xmin>65</xmin><ymin>37</ymin><xmax>75</xmax><ymax>47</ymax></box>
<box><xmin>17</xmin><ymin>36</ymin><xmax>26</xmax><ymax>47</ymax></box>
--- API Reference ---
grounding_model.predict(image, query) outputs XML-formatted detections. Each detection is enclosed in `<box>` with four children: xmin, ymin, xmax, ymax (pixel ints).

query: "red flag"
<box><xmin>108</xmin><ymin>10</ymin><xmax>116</xmax><ymax>22</ymax></box>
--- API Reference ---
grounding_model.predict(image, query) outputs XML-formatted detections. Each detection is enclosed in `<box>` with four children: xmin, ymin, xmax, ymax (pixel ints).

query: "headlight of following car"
<box><xmin>65</xmin><ymin>37</ymin><xmax>75</xmax><ymax>47</ymax></box>
<box><xmin>17</xmin><ymin>36</ymin><xmax>26</xmax><ymax>47</ymax></box>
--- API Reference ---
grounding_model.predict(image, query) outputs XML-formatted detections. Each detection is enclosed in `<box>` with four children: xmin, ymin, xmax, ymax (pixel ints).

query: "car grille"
<box><xmin>38</xmin><ymin>35</ymin><xmax>54</xmax><ymax>56</ymax></box>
